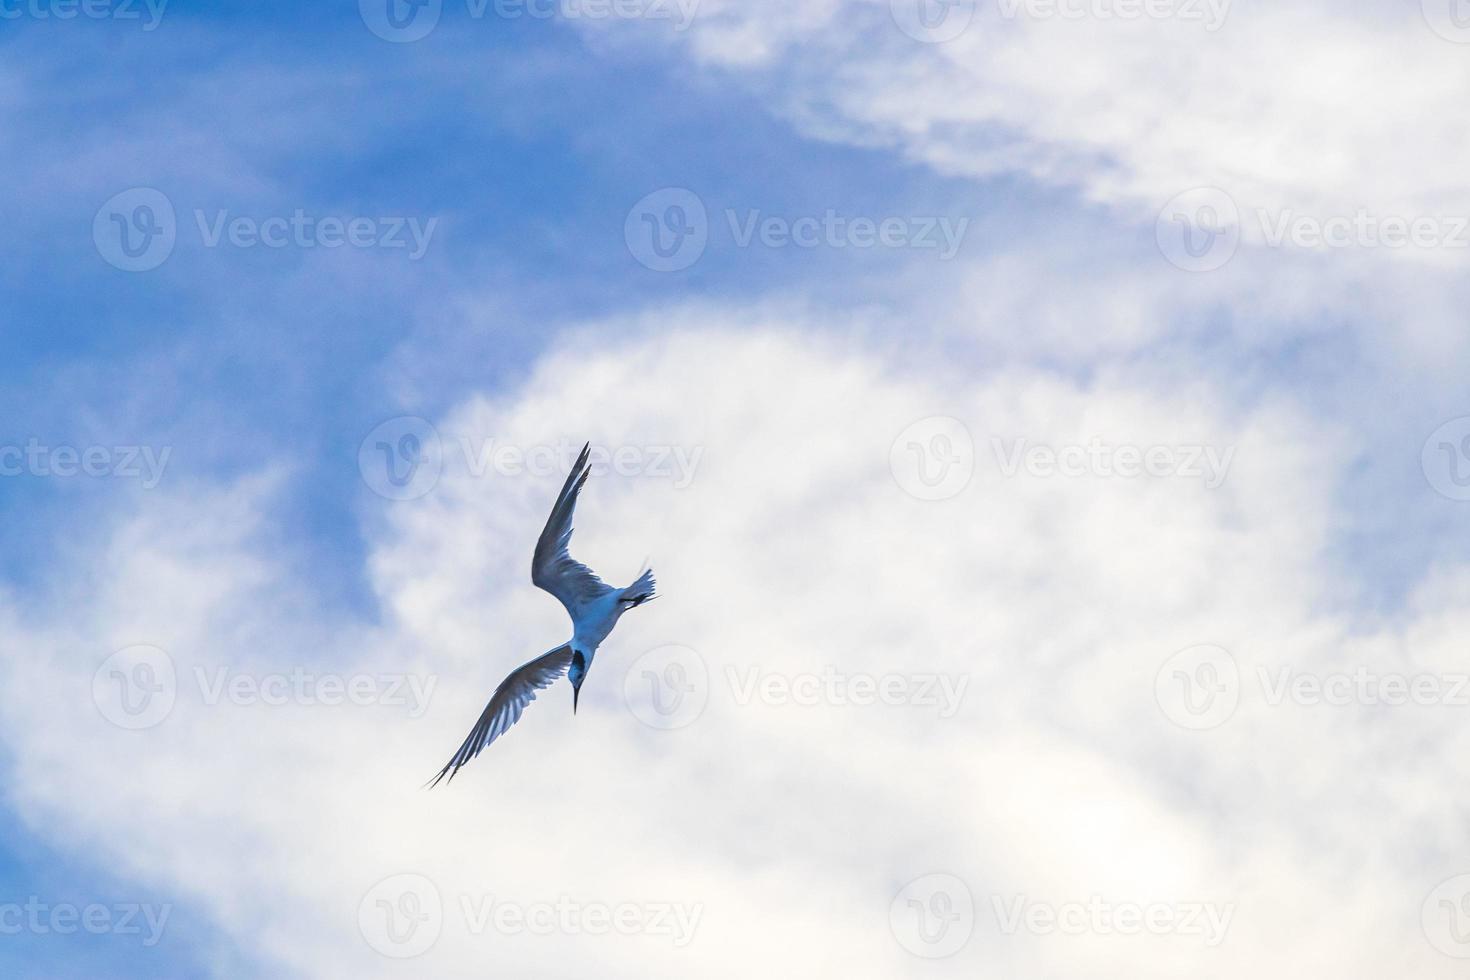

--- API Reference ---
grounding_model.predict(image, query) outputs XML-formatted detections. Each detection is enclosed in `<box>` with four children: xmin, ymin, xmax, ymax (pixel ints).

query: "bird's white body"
<box><xmin>570</xmin><ymin>591</ymin><xmax>625</xmax><ymax>657</ymax></box>
<box><xmin>428</xmin><ymin>442</ymin><xmax>656</xmax><ymax>786</ymax></box>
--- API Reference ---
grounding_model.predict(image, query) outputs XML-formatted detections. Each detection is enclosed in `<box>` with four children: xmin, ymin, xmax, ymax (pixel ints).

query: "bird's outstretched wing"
<box><xmin>427</xmin><ymin>644</ymin><xmax>573</xmax><ymax>787</ymax></box>
<box><xmin>532</xmin><ymin>442</ymin><xmax>613</xmax><ymax>616</ymax></box>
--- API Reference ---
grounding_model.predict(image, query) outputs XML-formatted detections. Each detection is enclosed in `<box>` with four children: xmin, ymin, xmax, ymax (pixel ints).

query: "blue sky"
<box><xmin>6</xmin><ymin>2</ymin><xmax>1470</xmax><ymax>977</ymax></box>
<box><xmin>1</xmin><ymin>8</ymin><xmax>1011</xmax><ymax>975</ymax></box>
<box><xmin>0</xmin><ymin>2</ymin><xmax>1046</xmax><ymax>611</ymax></box>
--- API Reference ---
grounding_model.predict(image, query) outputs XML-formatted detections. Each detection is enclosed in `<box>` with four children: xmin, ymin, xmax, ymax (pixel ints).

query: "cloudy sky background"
<box><xmin>4</xmin><ymin>0</ymin><xmax>1470</xmax><ymax>976</ymax></box>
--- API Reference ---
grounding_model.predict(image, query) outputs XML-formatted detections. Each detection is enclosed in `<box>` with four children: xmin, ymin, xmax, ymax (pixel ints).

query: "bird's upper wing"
<box><xmin>427</xmin><ymin>644</ymin><xmax>573</xmax><ymax>787</ymax></box>
<box><xmin>531</xmin><ymin>442</ymin><xmax>613</xmax><ymax>615</ymax></box>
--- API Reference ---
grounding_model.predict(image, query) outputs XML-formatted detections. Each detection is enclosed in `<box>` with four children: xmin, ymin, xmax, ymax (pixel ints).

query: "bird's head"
<box><xmin>568</xmin><ymin>650</ymin><xmax>588</xmax><ymax>713</ymax></box>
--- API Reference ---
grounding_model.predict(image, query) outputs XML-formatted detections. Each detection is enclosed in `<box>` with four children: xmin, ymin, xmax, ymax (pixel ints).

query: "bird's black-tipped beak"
<box><xmin>573</xmin><ymin>685</ymin><xmax>580</xmax><ymax>714</ymax></box>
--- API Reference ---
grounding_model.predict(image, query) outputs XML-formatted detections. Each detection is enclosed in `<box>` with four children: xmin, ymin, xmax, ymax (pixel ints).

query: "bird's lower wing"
<box><xmin>426</xmin><ymin>644</ymin><xmax>573</xmax><ymax>788</ymax></box>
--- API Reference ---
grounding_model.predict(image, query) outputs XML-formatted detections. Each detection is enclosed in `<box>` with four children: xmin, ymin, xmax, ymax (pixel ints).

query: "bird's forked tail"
<box><xmin>622</xmin><ymin>567</ymin><xmax>657</xmax><ymax>607</ymax></box>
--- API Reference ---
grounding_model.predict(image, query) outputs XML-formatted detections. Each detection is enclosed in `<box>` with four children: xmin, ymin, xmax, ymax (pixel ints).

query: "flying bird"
<box><xmin>428</xmin><ymin>442</ymin><xmax>657</xmax><ymax>786</ymax></box>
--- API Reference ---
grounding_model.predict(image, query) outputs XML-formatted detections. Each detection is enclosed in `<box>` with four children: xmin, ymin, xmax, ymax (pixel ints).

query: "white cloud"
<box><xmin>598</xmin><ymin>0</ymin><xmax>1470</xmax><ymax>227</ymax></box>
<box><xmin>571</xmin><ymin>0</ymin><xmax>1470</xmax><ymax>401</ymax></box>
<box><xmin>3</xmin><ymin>322</ymin><xmax>1466</xmax><ymax>977</ymax></box>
